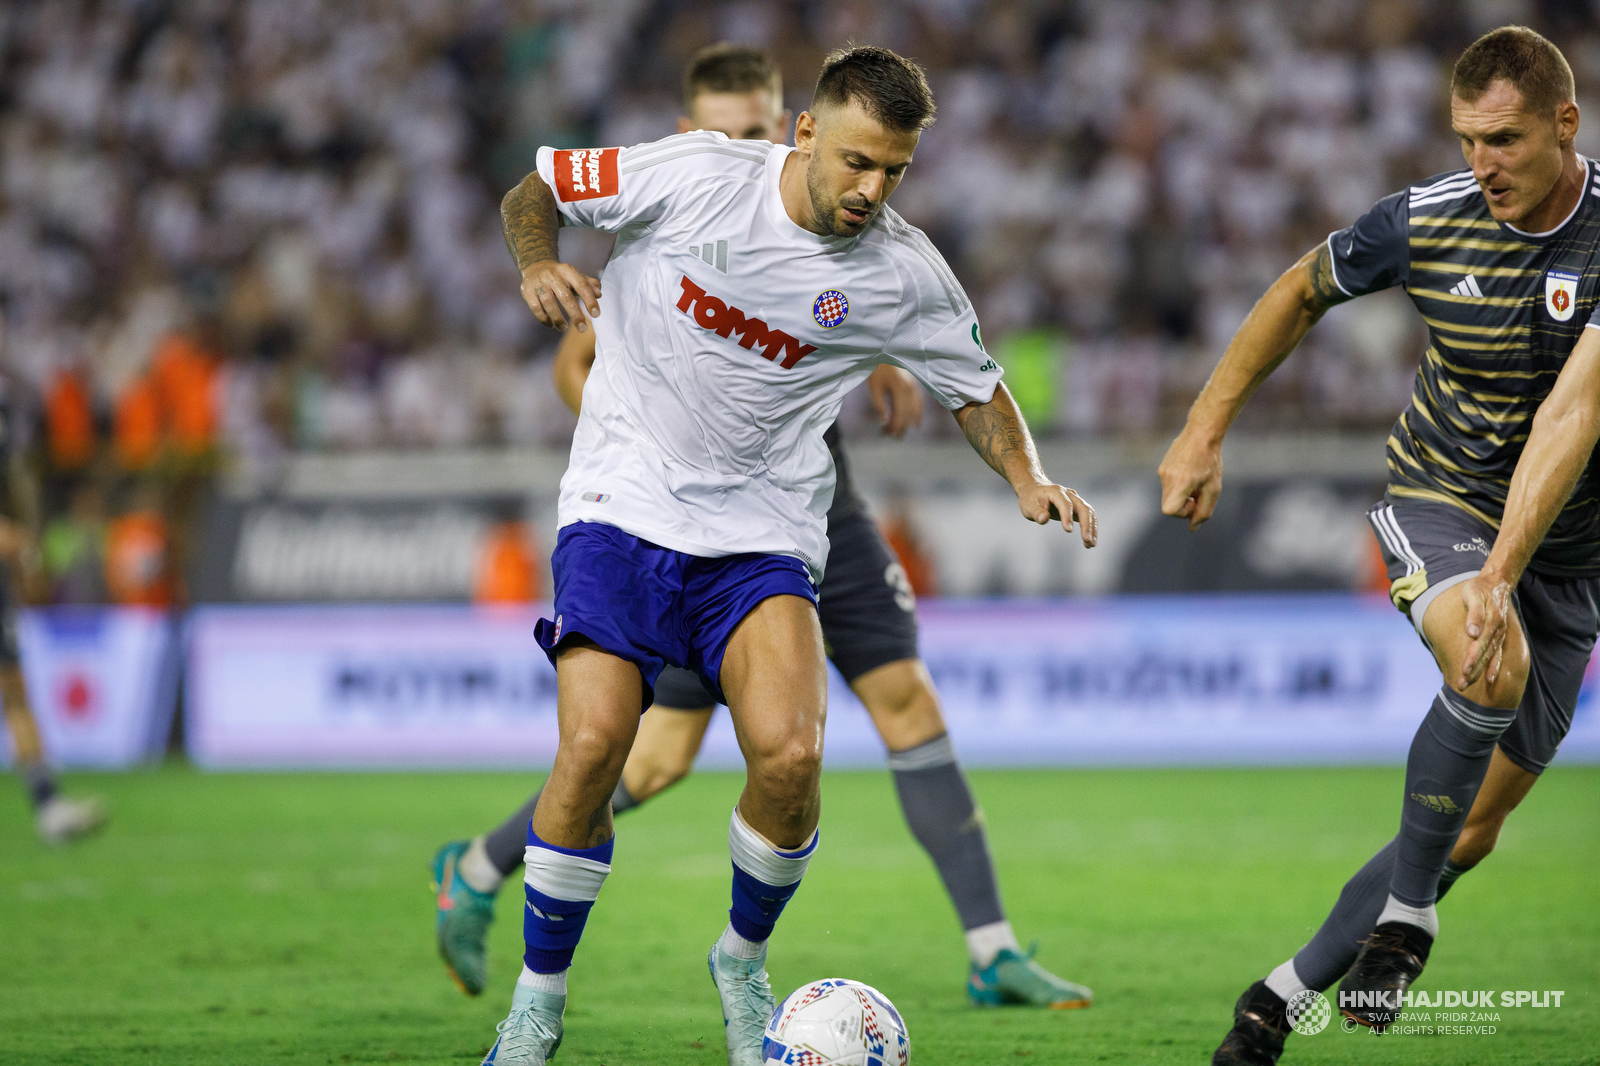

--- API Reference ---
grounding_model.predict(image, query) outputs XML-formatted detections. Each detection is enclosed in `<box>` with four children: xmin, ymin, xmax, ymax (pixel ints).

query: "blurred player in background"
<box><xmin>1159</xmin><ymin>25</ymin><xmax>1600</xmax><ymax>1064</ymax></box>
<box><xmin>0</xmin><ymin>311</ymin><xmax>106</xmax><ymax>844</ymax></box>
<box><xmin>478</xmin><ymin>45</ymin><xmax>1095</xmax><ymax>1066</ymax></box>
<box><xmin>434</xmin><ymin>43</ymin><xmax>1092</xmax><ymax>1019</ymax></box>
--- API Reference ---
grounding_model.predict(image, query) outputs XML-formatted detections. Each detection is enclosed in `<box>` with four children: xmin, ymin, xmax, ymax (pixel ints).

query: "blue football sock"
<box><xmin>522</xmin><ymin>827</ymin><xmax>613</xmax><ymax>974</ymax></box>
<box><xmin>726</xmin><ymin>807</ymin><xmax>817</xmax><ymax>944</ymax></box>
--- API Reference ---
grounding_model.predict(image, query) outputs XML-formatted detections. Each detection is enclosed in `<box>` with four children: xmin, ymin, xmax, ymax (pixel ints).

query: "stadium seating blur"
<box><xmin>2</xmin><ymin>0</ymin><xmax>1598</xmax><ymax>608</ymax></box>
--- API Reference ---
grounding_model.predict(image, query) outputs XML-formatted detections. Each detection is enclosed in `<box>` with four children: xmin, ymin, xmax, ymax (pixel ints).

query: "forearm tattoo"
<box><xmin>1306</xmin><ymin>243</ymin><xmax>1353</xmax><ymax>311</ymax></box>
<box><xmin>959</xmin><ymin>393</ymin><xmax>1041</xmax><ymax>483</ymax></box>
<box><xmin>501</xmin><ymin>174</ymin><xmax>560</xmax><ymax>273</ymax></box>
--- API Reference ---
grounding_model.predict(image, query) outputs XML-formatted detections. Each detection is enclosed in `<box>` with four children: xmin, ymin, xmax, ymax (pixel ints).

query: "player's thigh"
<box><xmin>1419</xmin><ymin>583</ymin><xmax>1531</xmax><ymax>706</ymax></box>
<box><xmin>851</xmin><ymin>658</ymin><xmax>947</xmax><ymax>751</ymax></box>
<box><xmin>553</xmin><ymin>640</ymin><xmax>644</xmax><ymax>768</ymax></box>
<box><xmin>720</xmin><ymin>594</ymin><xmax>827</xmax><ymax>764</ymax></box>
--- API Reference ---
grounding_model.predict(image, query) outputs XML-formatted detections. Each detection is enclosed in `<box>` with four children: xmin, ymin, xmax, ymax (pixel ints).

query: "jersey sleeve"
<box><xmin>1326</xmin><ymin>190</ymin><xmax>1409</xmax><ymax>297</ymax></box>
<box><xmin>534</xmin><ymin>131</ymin><xmax>762</xmax><ymax>233</ymax></box>
<box><xmin>880</xmin><ymin>233</ymin><xmax>1003</xmax><ymax>410</ymax></box>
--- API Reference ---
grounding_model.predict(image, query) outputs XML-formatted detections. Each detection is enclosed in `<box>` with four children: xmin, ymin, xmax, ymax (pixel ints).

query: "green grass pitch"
<box><xmin>2</xmin><ymin>764</ymin><xmax>1595</xmax><ymax>1065</ymax></box>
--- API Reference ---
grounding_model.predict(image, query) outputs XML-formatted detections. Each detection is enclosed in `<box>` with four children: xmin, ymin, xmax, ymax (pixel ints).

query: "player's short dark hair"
<box><xmin>682</xmin><ymin>43</ymin><xmax>782</xmax><ymax>111</ymax></box>
<box><xmin>812</xmin><ymin>46</ymin><xmax>935</xmax><ymax>132</ymax></box>
<box><xmin>1452</xmin><ymin>26</ymin><xmax>1574</xmax><ymax>115</ymax></box>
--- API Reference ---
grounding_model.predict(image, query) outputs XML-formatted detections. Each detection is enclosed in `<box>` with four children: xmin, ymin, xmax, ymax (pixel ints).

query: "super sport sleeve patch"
<box><xmin>551</xmin><ymin>148</ymin><xmax>621</xmax><ymax>202</ymax></box>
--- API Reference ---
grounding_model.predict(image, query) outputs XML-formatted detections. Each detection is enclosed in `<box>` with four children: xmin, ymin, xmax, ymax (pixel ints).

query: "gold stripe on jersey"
<box><xmin>1409</xmin><ymin>261</ymin><xmax>1541</xmax><ymax>278</ymax></box>
<box><xmin>1386</xmin><ymin>483</ymin><xmax>1505</xmax><ymax>529</ymax></box>
<box><xmin>1408</xmin><ymin>235</ymin><xmax>1537</xmax><ymax>253</ymax></box>
<box><xmin>1418</xmin><ymin>315</ymin><xmax>1529</xmax><ymax>337</ymax></box>
<box><xmin>1409</xmin><ymin>287</ymin><xmax>1530</xmax><ymax>307</ymax></box>
<box><xmin>1408</xmin><ymin>216</ymin><xmax>1503</xmax><ymax>230</ymax></box>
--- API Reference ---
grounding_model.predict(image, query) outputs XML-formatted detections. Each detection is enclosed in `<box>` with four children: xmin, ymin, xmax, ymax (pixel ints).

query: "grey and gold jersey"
<box><xmin>1329</xmin><ymin>159</ymin><xmax>1600</xmax><ymax>576</ymax></box>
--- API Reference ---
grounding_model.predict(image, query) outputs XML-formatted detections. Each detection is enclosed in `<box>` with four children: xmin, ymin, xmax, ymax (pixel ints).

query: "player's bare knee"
<box><xmin>564</xmin><ymin>725</ymin><xmax>631</xmax><ymax>776</ymax></box>
<box><xmin>750</xmin><ymin>738</ymin><xmax>823</xmax><ymax>798</ymax></box>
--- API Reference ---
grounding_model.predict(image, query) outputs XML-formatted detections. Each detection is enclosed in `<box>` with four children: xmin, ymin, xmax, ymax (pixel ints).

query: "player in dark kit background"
<box><xmin>1160</xmin><ymin>25</ymin><xmax>1600</xmax><ymax>1065</ymax></box>
<box><xmin>431</xmin><ymin>43</ymin><xmax>1092</xmax><ymax>1016</ymax></box>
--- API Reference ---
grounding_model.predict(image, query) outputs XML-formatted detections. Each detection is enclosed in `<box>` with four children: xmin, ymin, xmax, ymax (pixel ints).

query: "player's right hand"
<box><xmin>520</xmin><ymin>259</ymin><xmax>602</xmax><ymax>333</ymax></box>
<box><xmin>1158</xmin><ymin>431</ymin><xmax>1223</xmax><ymax>531</ymax></box>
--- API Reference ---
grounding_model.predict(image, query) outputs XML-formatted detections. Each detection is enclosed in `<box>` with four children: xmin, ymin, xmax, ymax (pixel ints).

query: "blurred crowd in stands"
<box><xmin>0</xmin><ymin>0</ymin><xmax>1596</xmax><ymax>604</ymax></box>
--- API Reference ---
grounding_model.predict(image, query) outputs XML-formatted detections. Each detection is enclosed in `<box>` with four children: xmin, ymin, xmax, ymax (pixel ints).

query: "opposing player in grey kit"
<box><xmin>431</xmin><ymin>43</ymin><xmax>1092</xmax><ymax>1020</ymax></box>
<box><xmin>1159</xmin><ymin>26</ymin><xmax>1600</xmax><ymax>1064</ymax></box>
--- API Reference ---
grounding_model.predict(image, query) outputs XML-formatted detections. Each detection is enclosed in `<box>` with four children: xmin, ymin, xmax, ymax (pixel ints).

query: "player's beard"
<box><xmin>806</xmin><ymin>163</ymin><xmax>877</xmax><ymax>237</ymax></box>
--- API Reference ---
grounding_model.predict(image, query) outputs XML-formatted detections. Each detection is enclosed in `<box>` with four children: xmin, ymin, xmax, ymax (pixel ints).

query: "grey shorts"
<box><xmin>652</xmin><ymin>506</ymin><xmax>920</xmax><ymax>709</ymax></box>
<box><xmin>1369</xmin><ymin>496</ymin><xmax>1600</xmax><ymax>774</ymax></box>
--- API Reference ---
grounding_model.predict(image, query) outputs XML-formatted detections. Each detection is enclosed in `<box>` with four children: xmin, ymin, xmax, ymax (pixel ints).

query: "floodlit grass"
<box><xmin>1</xmin><ymin>765</ymin><xmax>1595</xmax><ymax>1064</ymax></box>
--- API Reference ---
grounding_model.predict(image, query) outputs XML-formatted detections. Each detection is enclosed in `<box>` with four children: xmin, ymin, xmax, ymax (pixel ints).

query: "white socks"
<box><xmin>1264</xmin><ymin>958</ymin><xmax>1308</xmax><ymax>1001</ymax></box>
<box><xmin>1377</xmin><ymin>893</ymin><xmax>1439</xmax><ymax>938</ymax></box>
<box><xmin>458</xmin><ymin>836</ymin><xmax>504</xmax><ymax>895</ymax></box>
<box><xmin>965</xmin><ymin>920</ymin><xmax>1020</xmax><ymax>969</ymax></box>
<box><xmin>717</xmin><ymin>924</ymin><xmax>766</xmax><ymax>960</ymax></box>
<box><xmin>517</xmin><ymin>965</ymin><xmax>567</xmax><ymax>995</ymax></box>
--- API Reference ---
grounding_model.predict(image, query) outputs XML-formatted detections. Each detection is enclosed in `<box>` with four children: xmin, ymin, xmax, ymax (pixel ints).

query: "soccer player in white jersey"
<box><xmin>433</xmin><ymin>42</ymin><xmax>1093</xmax><ymax>1017</ymax></box>
<box><xmin>482</xmin><ymin>46</ymin><xmax>1097</xmax><ymax>1066</ymax></box>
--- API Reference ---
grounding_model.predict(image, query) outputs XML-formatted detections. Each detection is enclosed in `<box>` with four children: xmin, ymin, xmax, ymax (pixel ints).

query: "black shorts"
<box><xmin>1369</xmin><ymin>496</ymin><xmax>1600</xmax><ymax>774</ymax></box>
<box><xmin>652</xmin><ymin>506</ymin><xmax>920</xmax><ymax>709</ymax></box>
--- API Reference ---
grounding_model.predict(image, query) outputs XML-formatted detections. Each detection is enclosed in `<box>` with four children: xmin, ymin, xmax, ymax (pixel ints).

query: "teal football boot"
<box><xmin>968</xmin><ymin>943</ymin><xmax>1094</xmax><ymax>1009</ymax></box>
<box><xmin>431</xmin><ymin>840</ymin><xmax>497</xmax><ymax>995</ymax></box>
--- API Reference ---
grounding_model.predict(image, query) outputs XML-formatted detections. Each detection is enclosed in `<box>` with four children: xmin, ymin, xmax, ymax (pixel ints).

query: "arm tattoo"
<box><xmin>959</xmin><ymin>390</ymin><xmax>1042</xmax><ymax>484</ymax></box>
<box><xmin>501</xmin><ymin>173</ymin><xmax>561</xmax><ymax>273</ymax></box>
<box><xmin>1306</xmin><ymin>243</ymin><xmax>1352</xmax><ymax>311</ymax></box>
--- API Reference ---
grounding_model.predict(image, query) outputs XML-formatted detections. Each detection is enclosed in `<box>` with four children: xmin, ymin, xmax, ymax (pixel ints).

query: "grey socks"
<box><xmin>888</xmin><ymin>733</ymin><xmax>1006</xmax><ymax>932</ymax></box>
<box><xmin>1292</xmin><ymin>837</ymin><xmax>1399</xmax><ymax>991</ymax></box>
<box><xmin>1392</xmin><ymin>688</ymin><xmax>1513</xmax><ymax>907</ymax></box>
<box><xmin>484</xmin><ymin>778</ymin><xmax>640</xmax><ymax>878</ymax></box>
<box><xmin>23</xmin><ymin>762</ymin><xmax>56</xmax><ymax>809</ymax></box>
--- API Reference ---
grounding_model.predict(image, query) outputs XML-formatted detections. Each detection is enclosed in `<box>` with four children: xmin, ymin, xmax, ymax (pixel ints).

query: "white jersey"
<box><xmin>536</xmin><ymin>131</ymin><xmax>1000</xmax><ymax>578</ymax></box>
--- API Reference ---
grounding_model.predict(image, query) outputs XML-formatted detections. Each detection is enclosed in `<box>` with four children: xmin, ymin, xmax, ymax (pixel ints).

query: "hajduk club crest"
<box><xmin>1546</xmin><ymin>270</ymin><xmax>1579</xmax><ymax>322</ymax></box>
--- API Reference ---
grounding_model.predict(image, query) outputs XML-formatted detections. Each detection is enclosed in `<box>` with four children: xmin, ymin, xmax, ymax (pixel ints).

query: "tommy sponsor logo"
<box><xmin>1546</xmin><ymin>269</ymin><xmax>1579</xmax><ymax>321</ymax></box>
<box><xmin>1409</xmin><ymin>791</ymin><xmax>1465</xmax><ymax>814</ymax></box>
<box><xmin>553</xmin><ymin>147</ymin><xmax>620</xmax><ymax>202</ymax></box>
<box><xmin>676</xmin><ymin>276</ymin><xmax>818</xmax><ymax>369</ymax></box>
<box><xmin>1448</xmin><ymin>274</ymin><xmax>1485</xmax><ymax>298</ymax></box>
<box><xmin>581</xmin><ymin>492</ymin><xmax>610</xmax><ymax>503</ymax></box>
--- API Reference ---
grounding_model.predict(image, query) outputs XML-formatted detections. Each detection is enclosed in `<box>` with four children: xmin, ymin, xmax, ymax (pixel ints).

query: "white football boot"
<box><xmin>482</xmin><ymin>984</ymin><xmax>564</xmax><ymax>1065</ymax></box>
<box><xmin>708</xmin><ymin>940</ymin><xmax>775</xmax><ymax>1066</ymax></box>
<box><xmin>36</xmin><ymin>795</ymin><xmax>107</xmax><ymax>845</ymax></box>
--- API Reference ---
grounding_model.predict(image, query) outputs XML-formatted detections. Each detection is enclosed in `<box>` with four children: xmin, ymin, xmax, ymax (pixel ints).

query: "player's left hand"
<box><xmin>1458</xmin><ymin>571</ymin><xmax>1514</xmax><ymax>689</ymax></box>
<box><xmin>1016</xmin><ymin>481</ymin><xmax>1097</xmax><ymax>547</ymax></box>
<box><xmin>866</xmin><ymin>365</ymin><xmax>924</xmax><ymax>438</ymax></box>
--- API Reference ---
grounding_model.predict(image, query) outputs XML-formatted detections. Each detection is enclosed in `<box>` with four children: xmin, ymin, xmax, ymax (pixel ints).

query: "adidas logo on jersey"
<box><xmin>690</xmin><ymin>240</ymin><xmax>728</xmax><ymax>273</ymax></box>
<box><xmin>1448</xmin><ymin>274</ymin><xmax>1485</xmax><ymax>299</ymax></box>
<box><xmin>676</xmin><ymin>276</ymin><xmax>818</xmax><ymax>369</ymax></box>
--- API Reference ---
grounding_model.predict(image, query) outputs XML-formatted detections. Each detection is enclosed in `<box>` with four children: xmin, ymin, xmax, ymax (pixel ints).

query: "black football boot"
<box><xmin>1212</xmin><ymin>980</ymin><xmax>1290</xmax><ymax>1065</ymax></box>
<box><xmin>1338</xmin><ymin>921</ymin><xmax>1433</xmax><ymax>1032</ymax></box>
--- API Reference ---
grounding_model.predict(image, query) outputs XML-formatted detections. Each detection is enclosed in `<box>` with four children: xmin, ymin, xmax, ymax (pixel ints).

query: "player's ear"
<box><xmin>794</xmin><ymin>111</ymin><xmax>817</xmax><ymax>151</ymax></box>
<box><xmin>677</xmin><ymin>115</ymin><xmax>693</xmax><ymax>135</ymax></box>
<box><xmin>1557</xmin><ymin>99</ymin><xmax>1579</xmax><ymax>147</ymax></box>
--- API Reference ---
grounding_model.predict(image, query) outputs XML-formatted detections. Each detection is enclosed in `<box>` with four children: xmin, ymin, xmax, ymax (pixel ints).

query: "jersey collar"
<box><xmin>1501</xmin><ymin>156</ymin><xmax>1592</xmax><ymax>241</ymax></box>
<box><xmin>766</xmin><ymin>145</ymin><xmax>858</xmax><ymax>250</ymax></box>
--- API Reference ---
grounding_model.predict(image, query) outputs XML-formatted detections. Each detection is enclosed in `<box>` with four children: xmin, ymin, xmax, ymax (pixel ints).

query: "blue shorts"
<box><xmin>534</xmin><ymin>521</ymin><xmax>818</xmax><ymax>709</ymax></box>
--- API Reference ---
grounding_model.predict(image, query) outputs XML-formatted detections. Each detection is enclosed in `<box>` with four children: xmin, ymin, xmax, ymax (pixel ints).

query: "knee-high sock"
<box><xmin>22</xmin><ymin>762</ymin><xmax>56</xmax><ymax>809</ymax></box>
<box><xmin>1391</xmin><ymin>688</ymin><xmax>1514</xmax><ymax>908</ymax></box>
<box><xmin>522</xmin><ymin>828</ymin><xmax>613</xmax><ymax>974</ymax></box>
<box><xmin>889</xmin><ymin>734</ymin><xmax>1008</xmax><ymax>935</ymax></box>
<box><xmin>726</xmin><ymin>807</ymin><xmax>816</xmax><ymax>945</ymax></box>
<box><xmin>486</xmin><ymin>779</ymin><xmax>638</xmax><ymax>879</ymax></box>
<box><xmin>1286</xmin><ymin>837</ymin><xmax>1398</xmax><ymax>993</ymax></box>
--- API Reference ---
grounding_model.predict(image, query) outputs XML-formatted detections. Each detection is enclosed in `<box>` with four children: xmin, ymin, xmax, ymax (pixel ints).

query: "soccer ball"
<box><xmin>763</xmin><ymin>978</ymin><xmax>909</xmax><ymax>1066</ymax></box>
